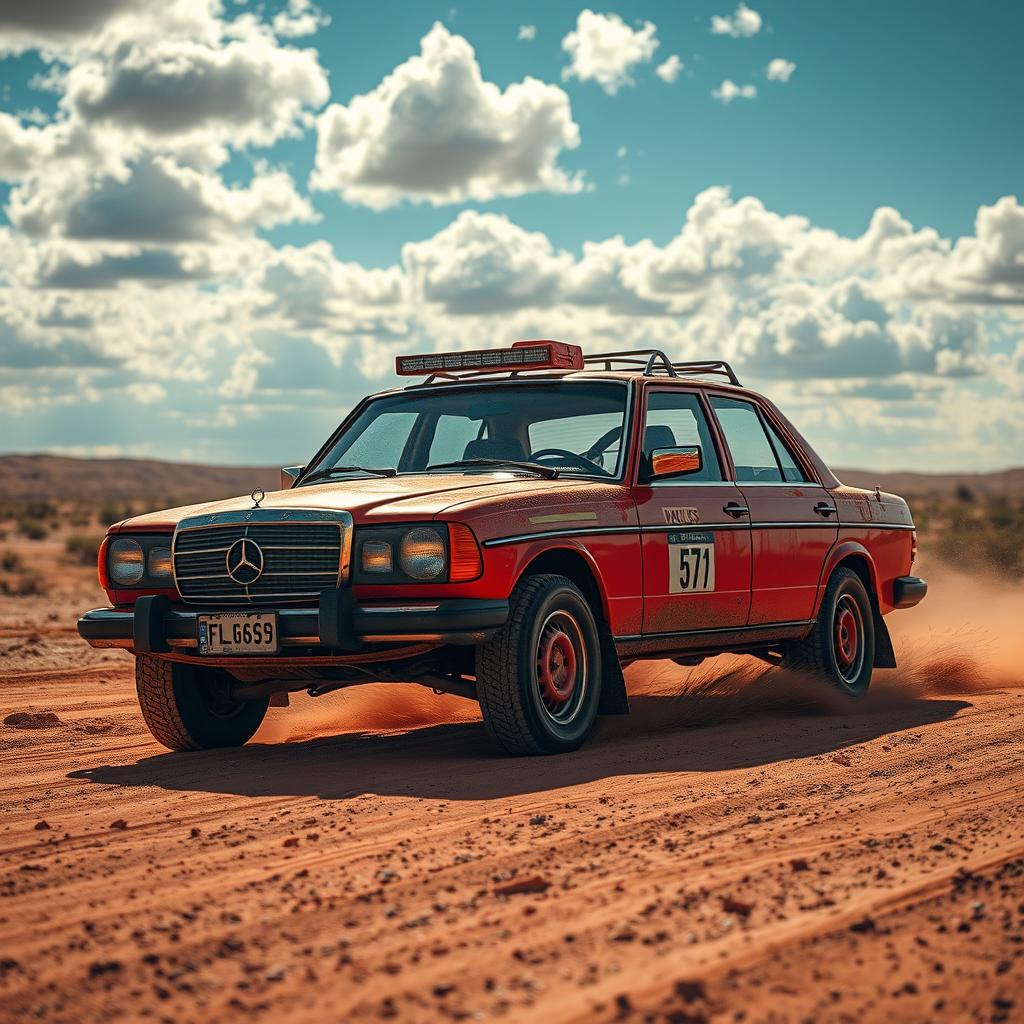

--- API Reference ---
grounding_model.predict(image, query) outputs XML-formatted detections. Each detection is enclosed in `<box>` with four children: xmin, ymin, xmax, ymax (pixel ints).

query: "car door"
<box><xmin>708</xmin><ymin>395</ymin><xmax>838</xmax><ymax>625</ymax></box>
<box><xmin>633</xmin><ymin>387</ymin><xmax>752</xmax><ymax>635</ymax></box>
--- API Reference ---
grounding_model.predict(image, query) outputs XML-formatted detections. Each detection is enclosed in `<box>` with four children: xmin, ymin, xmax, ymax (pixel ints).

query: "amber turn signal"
<box><xmin>447</xmin><ymin>523</ymin><xmax>483</xmax><ymax>582</ymax></box>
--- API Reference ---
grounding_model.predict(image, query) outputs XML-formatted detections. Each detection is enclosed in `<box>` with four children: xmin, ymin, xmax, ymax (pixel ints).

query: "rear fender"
<box><xmin>815</xmin><ymin>540</ymin><xmax>895</xmax><ymax>668</ymax></box>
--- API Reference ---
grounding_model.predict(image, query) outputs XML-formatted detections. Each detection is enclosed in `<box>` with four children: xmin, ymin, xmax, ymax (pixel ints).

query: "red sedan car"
<box><xmin>79</xmin><ymin>341</ymin><xmax>927</xmax><ymax>755</ymax></box>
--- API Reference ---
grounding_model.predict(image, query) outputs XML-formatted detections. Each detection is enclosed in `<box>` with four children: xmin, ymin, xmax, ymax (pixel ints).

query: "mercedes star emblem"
<box><xmin>225</xmin><ymin>537</ymin><xmax>265</xmax><ymax>585</ymax></box>
<box><xmin>251</xmin><ymin>487</ymin><xmax>265</xmax><ymax>508</ymax></box>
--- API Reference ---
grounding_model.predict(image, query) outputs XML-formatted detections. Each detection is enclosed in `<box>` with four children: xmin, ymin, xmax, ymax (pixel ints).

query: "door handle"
<box><xmin>813</xmin><ymin>502</ymin><xmax>837</xmax><ymax>517</ymax></box>
<box><xmin>723</xmin><ymin>502</ymin><xmax>749</xmax><ymax>518</ymax></box>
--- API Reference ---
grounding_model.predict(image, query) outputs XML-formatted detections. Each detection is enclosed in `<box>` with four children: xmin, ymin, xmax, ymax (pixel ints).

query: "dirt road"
<box><xmin>1</xmin><ymin>566</ymin><xmax>1022</xmax><ymax>1023</ymax></box>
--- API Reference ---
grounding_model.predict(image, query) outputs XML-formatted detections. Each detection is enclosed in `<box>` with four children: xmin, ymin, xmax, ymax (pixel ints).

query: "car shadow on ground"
<box><xmin>70</xmin><ymin>693</ymin><xmax>971</xmax><ymax>802</ymax></box>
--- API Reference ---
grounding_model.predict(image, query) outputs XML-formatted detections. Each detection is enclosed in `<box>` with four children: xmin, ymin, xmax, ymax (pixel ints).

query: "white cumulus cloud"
<box><xmin>272</xmin><ymin>0</ymin><xmax>329</xmax><ymax>38</ymax></box>
<box><xmin>712</xmin><ymin>80</ymin><xmax>757</xmax><ymax>103</ymax></box>
<box><xmin>402</xmin><ymin>210</ymin><xmax>573</xmax><ymax>314</ymax></box>
<box><xmin>766</xmin><ymin>58</ymin><xmax>796</xmax><ymax>82</ymax></box>
<box><xmin>561</xmin><ymin>10</ymin><xmax>659</xmax><ymax>95</ymax></box>
<box><xmin>517</xmin><ymin>24</ymin><xmax>537</xmax><ymax>41</ymax></box>
<box><xmin>655</xmin><ymin>55</ymin><xmax>684</xmax><ymax>84</ymax></box>
<box><xmin>710</xmin><ymin>3</ymin><xmax>762</xmax><ymax>37</ymax></box>
<box><xmin>312</xmin><ymin>23</ymin><xmax>582</xmax><ymax>209</ymax></box>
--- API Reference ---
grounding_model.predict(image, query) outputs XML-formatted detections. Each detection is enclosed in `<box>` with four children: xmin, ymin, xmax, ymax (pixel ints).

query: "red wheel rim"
<box><xmin>835</xmin><ymin>605</ymin><xmax>858</xmax><ymax>666</ymax></box>
<box><xmin>534</xmin><ymin>610</ymin><xmax>587</xmax><ymax>725</ymax></box>
<box><xmin>538</xmin><ymin>626</ymin><xmax>577</xmax><ymax>704</ymax></box>
<box><xmin>832</xmin><ymin>593</ymin><xmax>865</xmax><ymax>686</ymax></box>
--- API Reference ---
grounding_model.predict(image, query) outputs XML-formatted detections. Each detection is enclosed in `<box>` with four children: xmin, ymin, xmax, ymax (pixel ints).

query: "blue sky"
<box><xmin>0</xmin><ymin>0</ymin><xmax>1022</xmax><ymax>470</ymax></box>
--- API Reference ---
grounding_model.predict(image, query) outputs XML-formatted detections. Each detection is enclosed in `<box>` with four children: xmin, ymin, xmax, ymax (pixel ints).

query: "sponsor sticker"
<box><xmin>663</xmin><ymin>506</ymin><xmax>701</xmax><ymax>525</ymax></box>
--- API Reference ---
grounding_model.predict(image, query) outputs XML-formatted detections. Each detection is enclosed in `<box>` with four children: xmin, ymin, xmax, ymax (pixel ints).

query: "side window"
<box><xmin>428</xmin><ymin>415</ymin><xmax>483</xmax><ymax>464</ymax></box>
<box><xmin>643</xmin><ymin>392</ymin><xmax>723</xmax><ymax>482</ymax></box>
<box><xmin>763</xmin><ymin>419</ymin><xmax>811</xmax><ymax>483</ymax></box>
<box><xmin>709</xmin><ymin>397</ymin><xmax>784</xmax><ymax>482</ymax></box>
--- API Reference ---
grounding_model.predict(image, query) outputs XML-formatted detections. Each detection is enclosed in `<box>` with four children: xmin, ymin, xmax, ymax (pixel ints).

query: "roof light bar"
<box><xmin>396</xmin><ymin>340</ymin><xmax>584</xmax><ymax>377</ymax></box>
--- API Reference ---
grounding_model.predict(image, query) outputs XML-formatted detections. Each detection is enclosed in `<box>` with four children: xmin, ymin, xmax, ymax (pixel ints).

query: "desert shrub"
<box><xmin>98</xmin><ymin>501</ymin><xmax>135</xmax><ymax>526</ymax></box>
<box><xmin>0</xmin><ymin>573</ymin><xmax>45</xmax><ymax>597</ymax></box>
<box><xmin>68</xmin><ymin>504</ymin><xmax>93</xmax><ymax>527</ymax></box>
<box><xmin>0</xmin><ymin>549</ymin><xmax>45</xmax><ymax>597</ymax></box>
<box><xmin>16</xmin><ymin>518</ymin><xmax>47</xmax><ymax>541</ymax></box>
<box><xmin>2</xmin><ymin>550</ymin><xmax>24</xmax><ymax>573</ymax></box>
<box><xmin>65</xmin><ymin>534</ymin><xmax>101</xmax><ymax>566</ymax></box>
<box><xmin>21</xmin><ymin>500</ymin><xmax>56</xmax><ymax>520</ymax></box>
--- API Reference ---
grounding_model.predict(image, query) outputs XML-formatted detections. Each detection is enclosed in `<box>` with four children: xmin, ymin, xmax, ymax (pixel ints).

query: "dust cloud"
<box><xmin>254</xmin><ymin>563</ymin><xmax>1022</xmax><ymax>744</ymax></box>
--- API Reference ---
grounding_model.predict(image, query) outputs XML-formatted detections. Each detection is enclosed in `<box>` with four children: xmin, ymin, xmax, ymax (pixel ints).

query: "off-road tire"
<box><xmin>784</xmin><ymin>567</ymin><xmax>875</xmax><ymax>695</ymax></box>
<box><xmin>475</xmin><ymin>574</ymin><xmax>602</xmax><ymax>755</ymax></box>
<box><xmin>135</xmin><ymin>656</ymin><xmax>268</xmax><ymax>751</ymax></box>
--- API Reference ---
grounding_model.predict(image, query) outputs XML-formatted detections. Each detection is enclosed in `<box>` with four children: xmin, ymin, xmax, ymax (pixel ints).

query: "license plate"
<box><xmin>198</xmin><ymin>613</ymin><xmax>279</xmax><ymax>655</ymax></box>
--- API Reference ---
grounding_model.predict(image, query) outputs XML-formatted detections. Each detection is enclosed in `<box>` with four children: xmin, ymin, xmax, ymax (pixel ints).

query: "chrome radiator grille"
<box><xmin>172</xmin><ymin>510</ymin><xmax>351</xmax><ymax>605</ymax></box>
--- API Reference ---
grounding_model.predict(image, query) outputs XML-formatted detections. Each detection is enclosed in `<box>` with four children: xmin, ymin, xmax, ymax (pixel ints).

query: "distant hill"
<box><xmin>836</xmin><ymin>467</ymin><xmax>1024</xmax><ymax>500</ymax></box>
<box><xmin>0</xmin><ymin>455</ymin><xmax>277</xmax><ymax>505</ymax></box>
<box><xmin>0</xmin><ymin>454</ymin><xmax>1020</xmax><ymax>504</ymax></box>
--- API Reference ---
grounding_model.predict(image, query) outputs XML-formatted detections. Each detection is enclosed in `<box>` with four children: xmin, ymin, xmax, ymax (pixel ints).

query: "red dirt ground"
<box><xmin>0</xmin><ymin>561</ymin><xmax>1022</xmax><ymax>1023</ymax></box>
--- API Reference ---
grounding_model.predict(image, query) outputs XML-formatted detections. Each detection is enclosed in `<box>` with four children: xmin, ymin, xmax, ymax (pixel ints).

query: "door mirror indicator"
<box><xmin>648</xmin><ymin>446</ymin><xmax>702</xmax><ymax>481</ymax></box>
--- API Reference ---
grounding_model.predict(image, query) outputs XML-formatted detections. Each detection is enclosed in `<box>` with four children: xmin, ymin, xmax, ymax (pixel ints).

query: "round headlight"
<box><xmin>148</xmin><ymin>546</ymin><xmax>172</xmax><ymax>578</ymax></box>
<box><xmin>399</xmin><ymin>527</ymin><xmax>446</xmax><ymax>580</ymax></box>
<box><xmin>108</xmin><ymin>538</ymin><xmax>144</xmax><ymax>585</ymax></box>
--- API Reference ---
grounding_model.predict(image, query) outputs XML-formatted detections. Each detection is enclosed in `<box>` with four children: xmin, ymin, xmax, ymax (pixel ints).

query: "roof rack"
<box><xmin>582</xmin><ymin>350</ymin><xmax>741</xmax><ymax>385</ymax></box>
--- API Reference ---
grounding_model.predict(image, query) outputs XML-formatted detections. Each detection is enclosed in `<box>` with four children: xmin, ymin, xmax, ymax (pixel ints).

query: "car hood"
<box><xmin>116</xmin><ymin>473</ymin><xmax>613</xmax><ymax>531</ymax></box>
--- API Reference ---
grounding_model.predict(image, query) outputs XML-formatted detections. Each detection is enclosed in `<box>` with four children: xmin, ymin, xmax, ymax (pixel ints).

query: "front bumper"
<box><xmin>892</xmin><ymin>575</ymin><xmax>928</xmax><ymax>609</ymax></box>
<box><xmin>78</xmin><ymin>594</ymin><xmax>510</xmax><ymax>655</ymax></box>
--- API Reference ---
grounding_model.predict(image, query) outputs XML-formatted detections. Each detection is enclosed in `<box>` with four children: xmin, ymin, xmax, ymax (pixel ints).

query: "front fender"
<box><xmin>505</xmin><ymin>534</ymin><xmax>643</xmax><ymax>639</ymax></box>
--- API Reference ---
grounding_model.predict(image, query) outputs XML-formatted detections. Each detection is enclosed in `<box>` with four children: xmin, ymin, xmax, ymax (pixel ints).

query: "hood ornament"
<box><xmin>251</xmin><ymin>487</ymin><xmax>265</xmax><ymax>508</ymax></box>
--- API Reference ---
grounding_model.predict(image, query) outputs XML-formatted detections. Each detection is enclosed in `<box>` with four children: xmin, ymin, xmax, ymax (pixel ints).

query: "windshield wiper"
<box><xmin>424</xmin><ymin>458</ymin><xmax>559</xmax><ymax>480</ymax></box>
<box><xmin>300</xmin><ymin>465</ymin><xmax>397</xmax><ymax>485</ymax></box>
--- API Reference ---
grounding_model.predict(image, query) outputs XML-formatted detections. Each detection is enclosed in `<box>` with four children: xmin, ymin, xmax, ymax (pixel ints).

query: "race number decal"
<box><xmin>667</xmin><ymin>531</ymin><xmax>715</xmax><ymax>594</ymax></box>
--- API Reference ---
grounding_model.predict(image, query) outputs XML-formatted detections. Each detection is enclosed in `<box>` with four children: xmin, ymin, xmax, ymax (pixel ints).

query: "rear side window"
<box><xmin>709</xmin><ymin>397</ymin><xmax>784</xmax><ymax>482</ymax></box>
<box><xmin>643</xmin><ymin>391</ymin><xmax>723</xmax><ymax>482</ymax></box>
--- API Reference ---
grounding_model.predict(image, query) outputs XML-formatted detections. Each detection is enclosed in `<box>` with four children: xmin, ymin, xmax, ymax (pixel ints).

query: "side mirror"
<box><xmin>647</xmin><ymin>445</ymin><xmax>703</xmax><ymax>481</ymax></box>
<box><xmin>280</xmin><ymin>465</ymin><xmax>304</xmax><ymax>490</ymax></box>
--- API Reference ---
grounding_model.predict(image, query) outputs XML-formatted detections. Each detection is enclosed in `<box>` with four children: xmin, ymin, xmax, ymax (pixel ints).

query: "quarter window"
<box><xmin>710</xmin><ymin>397</ymin><xmax>784</xmax><ymax>482</ymax></box>
<box><xmin>642</xmin><ymin>392</ymin><xmax>723</xmax><ymax>482</ymax></box>
<box><xmin>763</xmin><ymin>419</ymin><xmax>811</xmax><ymax>483</ymax></box>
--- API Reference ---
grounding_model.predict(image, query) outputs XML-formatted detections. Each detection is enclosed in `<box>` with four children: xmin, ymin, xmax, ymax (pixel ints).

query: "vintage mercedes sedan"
<box><xmin>78</xmin><ymin>341</ymin><xmax>927</xmax><ymax>755</ymax></box>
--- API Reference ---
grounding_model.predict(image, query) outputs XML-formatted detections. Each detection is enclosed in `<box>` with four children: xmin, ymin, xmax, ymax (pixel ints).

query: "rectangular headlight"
<box><xmin>148</xmin><ymin>546</ymin><xmax>173</xmax><ymax>578</ymax></box>
<box><xmin>361</xmin><ymin>540</ymin><xmax>393</xmax><ymax>574</ymax></box>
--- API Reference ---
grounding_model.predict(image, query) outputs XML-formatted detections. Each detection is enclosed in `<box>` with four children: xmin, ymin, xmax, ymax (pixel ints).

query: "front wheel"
<box><xmin>475</xmin><ymin>574</ymin><xmax>602</xmax><ymax>755</ymax></box>
<box><xmin>135</xmin><ymin>656</ymin><xmax>268</xmax><ymax>751</ymax></box>
<box><xmin>784</xmin><ymin>566</ymin><xmax>875</xmax><ymax>695</ymax></box>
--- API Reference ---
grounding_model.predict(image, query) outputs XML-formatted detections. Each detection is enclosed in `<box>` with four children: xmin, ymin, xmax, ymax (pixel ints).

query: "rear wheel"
<box><xmin>135</xmin><ymin>656</ymin><xmax>268</xmax><ymax>751</ymax></box>
<box><xmin>476</xmin><ymin>574</ymin><xmax>602</xmax><ymax>755</ymax></box>
<box><xmin>784</xmin><ymin>567</ymin><xmax>875</xmax><ymax>695</ymax></box>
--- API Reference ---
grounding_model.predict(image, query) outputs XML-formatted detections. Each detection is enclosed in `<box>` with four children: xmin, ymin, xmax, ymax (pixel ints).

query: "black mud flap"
<box><xmin>597</xmin><ymin>630</ymin><xmax>629</xmax><ymax>715</ymax></box>
<box><xmin>873</xmin><ymin>611</ymin><xmax>897</xmax><ymax>669</ymax></box>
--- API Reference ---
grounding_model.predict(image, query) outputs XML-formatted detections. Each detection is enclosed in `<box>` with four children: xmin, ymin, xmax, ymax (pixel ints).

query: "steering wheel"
<box><xmin>530</xmin><ymin>448</ymin><xmax>612</xmax><ymax>476</ymax></box>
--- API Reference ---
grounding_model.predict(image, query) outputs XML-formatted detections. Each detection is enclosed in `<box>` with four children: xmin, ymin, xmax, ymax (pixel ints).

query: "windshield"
<box><xmin>304</xmin><ymin>381</ymin><xmax>629</xmax><ymax>481</ymax></box>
